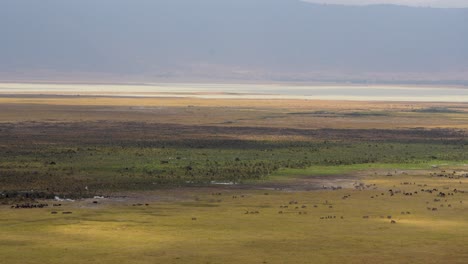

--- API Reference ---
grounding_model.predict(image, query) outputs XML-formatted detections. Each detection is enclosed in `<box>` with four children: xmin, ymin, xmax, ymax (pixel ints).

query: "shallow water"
<box><xmin>1</xmin><ymin>82</ymin><xmax>468</xmax><ymax>102</ymax></box>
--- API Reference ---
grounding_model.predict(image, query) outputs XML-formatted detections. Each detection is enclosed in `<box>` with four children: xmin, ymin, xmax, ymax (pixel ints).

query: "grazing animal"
<box><xmin>391</xmin><ymin>220</ymin><xmax>396</xmax><ymax>224</ymax></box>
<box><xmin>12</xmin><ymin>203</ymin><xmax>49</xmax><ymax>209</ymax></box>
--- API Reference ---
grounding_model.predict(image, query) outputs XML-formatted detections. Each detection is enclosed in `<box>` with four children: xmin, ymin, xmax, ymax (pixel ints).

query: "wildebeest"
<box><xmin>11</xmin><ymin>203</ymin><xmax>49</xmax><ymax>209</ymax></box>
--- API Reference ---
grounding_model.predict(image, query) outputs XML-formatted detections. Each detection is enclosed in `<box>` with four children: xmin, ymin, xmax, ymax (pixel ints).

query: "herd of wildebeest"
<box><xmin>6</xmin><ymin>169</ymin><xmax>465</xmax><ymax>226</ymax></box>
<box><xmin>10</xmin><ymin>202</ymin><xmax>73</xmax><ymax>214</ymax></box>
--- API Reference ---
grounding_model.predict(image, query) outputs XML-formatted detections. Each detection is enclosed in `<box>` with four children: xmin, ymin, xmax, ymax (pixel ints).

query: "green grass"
<box><xmin>2</xmin><ymin>140</ymin><xmax>468</xmax><ymax>196</ymax></box>
<box><xmin>268</xmin><ymin>160</ymin><xmax>468</xmax><ymax>181</ymax></box>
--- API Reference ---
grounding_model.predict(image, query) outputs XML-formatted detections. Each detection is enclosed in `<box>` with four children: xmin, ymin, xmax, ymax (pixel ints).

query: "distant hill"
<box><xmin>1</xmin><ymin>0</ymin><xmax>467</xmax><ymax>84</ymax></box>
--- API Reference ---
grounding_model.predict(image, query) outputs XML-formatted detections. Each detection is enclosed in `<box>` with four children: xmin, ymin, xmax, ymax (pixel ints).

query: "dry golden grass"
<box><xmin>1</xmin><ymin>95</ymin><xmax>466</xmax><ymax>109</ymax></box>
<box><xmin>1</xmin><ymin>96</ymin><xmax>468</xmax><ymax>130</ymax></box>
<box><xmin>1</xmin><ymin>170</ymin><xmax>467</xmax><ymax>264</ymax></box>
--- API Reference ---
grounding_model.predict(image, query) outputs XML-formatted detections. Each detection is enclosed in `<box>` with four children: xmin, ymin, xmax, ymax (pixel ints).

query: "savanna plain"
<box><xmin>1</xmin><ymin>94</ymin><xmax>467</xmax><ymax>264</ymax></box>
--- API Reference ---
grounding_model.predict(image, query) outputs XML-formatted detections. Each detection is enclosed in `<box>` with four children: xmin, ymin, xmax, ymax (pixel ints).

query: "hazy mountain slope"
<box><xmin>1</xmin><ymin>0</ymin><xmax>467</xmax><ymax>83</ymax></box>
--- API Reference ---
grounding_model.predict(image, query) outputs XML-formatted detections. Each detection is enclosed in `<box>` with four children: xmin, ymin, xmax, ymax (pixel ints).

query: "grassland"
<box><xmin>1</xmin><ymin>170</ymin><xmax>467</xmax><ymax>264</ymax></box>
<box><xmin>1</xmin><ymin>94</ymin><xmax>467</xmax><ymax>263</ymax></box>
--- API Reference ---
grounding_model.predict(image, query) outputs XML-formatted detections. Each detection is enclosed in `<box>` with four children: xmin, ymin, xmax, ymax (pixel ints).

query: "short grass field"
<box><xmin>1</xmin><ymin>95</ymin><xmax>468</xmax><ymax>263</ymax></box>
<box><xmin>1</xmin><ymin>167</ymin><xmax>467</xmax><ymax>264</ymax></box>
